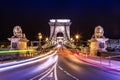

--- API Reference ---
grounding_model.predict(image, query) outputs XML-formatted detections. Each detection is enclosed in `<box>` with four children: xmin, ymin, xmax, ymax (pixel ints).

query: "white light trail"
<box><xmin>57</xmin><ymin>44</ymin><xmax>61</xmax><ymax>48</ymax></box>
<box><xmin>0</xmin><ymin>51</ymin><xmax>58</xmax><ymax>72</ymax></box>
<box><xmin>0</xmin><ymin>50</ymin><xmax>54</xmax><ymax>68</ymax></box>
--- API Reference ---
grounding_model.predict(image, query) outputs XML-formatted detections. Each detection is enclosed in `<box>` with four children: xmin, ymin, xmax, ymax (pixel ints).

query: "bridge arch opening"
<box><xmin>56</xmin><ymin>32</ymin><xmax>64</xmax><ymax>37</ymax></box>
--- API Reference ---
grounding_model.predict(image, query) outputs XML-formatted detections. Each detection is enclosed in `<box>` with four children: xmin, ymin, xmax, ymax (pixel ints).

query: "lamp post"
<box><xmin>75</xmin><ymin>34</ymin><xmax>80</xmax><ymax>42</ymax></box>
<box><xmin>38</xmin><ymin>33</ymin><xmax>42</xmax><ymax>50</ymax></box>
<box><xmin>75</xmin><ymin>34</ymin><xmax>81</xmax><ymax>47</ymax></box>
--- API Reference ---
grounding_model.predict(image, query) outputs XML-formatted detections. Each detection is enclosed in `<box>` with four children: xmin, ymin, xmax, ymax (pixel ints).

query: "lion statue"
<box><xmin>12</xmin><ymin>26</ymin><xmax>23</xmax><ymax>38</ymax></box>
<box><xmin>92</xmin><ymin>25</ymin><xmax>105</xmax><ymax>39</ymax></box>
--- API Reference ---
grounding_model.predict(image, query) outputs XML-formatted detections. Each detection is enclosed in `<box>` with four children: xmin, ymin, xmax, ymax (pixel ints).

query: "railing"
<box><xmin>75</xmin><ymin>51</ymin><xmax>120</xmax><ymax>69</ymax></box>
<box><xmin>100</xmin><ymin>52</ymin><xmax>120</xmax><ymax>66</ymax></box>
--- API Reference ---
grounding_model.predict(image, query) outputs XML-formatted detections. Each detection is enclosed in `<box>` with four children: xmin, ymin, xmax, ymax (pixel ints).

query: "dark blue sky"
<box><xmin>0</xmin><ymin>0</ymin><xmax>120</xmax><ymax>41</ymax></box>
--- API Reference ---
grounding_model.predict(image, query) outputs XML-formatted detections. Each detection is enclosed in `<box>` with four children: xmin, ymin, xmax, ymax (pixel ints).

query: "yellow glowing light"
<box><xmin>0</xmin><ymin>49</ymin><xmax>35</xmax><ymax>54</ymax></box>
<box><xmin>45</xmin><ymin>37</ymin><xmax>49</xmax><ymax>42</ymax></box>
<box><xmin>70</xmin><ymin>38</ymin><xmax>73</xmax><ymax>41</ymax></box>
<box><xmin>38</xmin><ymin>33</ymin><xmax>42</xmax><ymax>39</ymax></box>
<box><xmin>75</xmin><ymin>35</ymin><xmax>79</xmax><ymax>39</ymax></box>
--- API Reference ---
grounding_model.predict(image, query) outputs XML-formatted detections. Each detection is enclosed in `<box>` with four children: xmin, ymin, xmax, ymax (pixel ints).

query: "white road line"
<box><xmin>39</xmin><ymin>63</ymin><xmax>57</xmax><ymax>80</ymax></box>
<box><xmin>29</xmin><ymin>68</ymin><xmax>51</xmax><ymax>80</ymax></box>
<box><xmin>53</xmin><ymin>63</ymin><xmax>58</xmax><ymax>80</ymax></box>
<box><xmin>30</xmin><ymin>63</ymin><xmax>57</xmax><ymax>80</ymax></box>
<box><xmin>58</xmin><ymin>65</ymin><xmax>79</xmax><ymax>80</ymax></box>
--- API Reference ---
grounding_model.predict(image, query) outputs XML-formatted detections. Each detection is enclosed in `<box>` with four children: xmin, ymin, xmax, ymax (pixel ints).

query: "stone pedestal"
<box><xmin>89</xmin><ymin>38</ymin><xmax>108</xmax><ymax>56</ymax></box>
<box><xmin>89</xmin><ymin>39</ymin><xmax>98</xmax><ymax>56</ymax></box>
<box><xmin>89</xmin><ymin>25</ymin><xmax>109</xmax><ymax>56</ymax></box>
<box><xmin>96</xmin><ymin>38</ymin><xmax>109</xmax><ymax>52</ymax></box>
<box><xmin>8</xmin><ymin>38</ymin><xmax>28</xmax><ymax>50</ymax></box>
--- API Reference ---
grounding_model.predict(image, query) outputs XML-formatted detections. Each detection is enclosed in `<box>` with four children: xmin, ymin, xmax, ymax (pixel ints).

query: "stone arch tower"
<box><xmin>49</xmin><ymin>19</ymin><xmax>71</xmax><ymax>45</ymax></box>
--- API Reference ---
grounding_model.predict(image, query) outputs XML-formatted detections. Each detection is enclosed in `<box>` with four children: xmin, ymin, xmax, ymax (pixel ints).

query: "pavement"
<box><xmin>58</xmin><ymin>47</ymin><xmax>120</xmax><ymax>80</ymax></box>
<box><xmin>75</xmin><ymin>53</ymin><xmax>120</xmax><ymax>72</ymax></box>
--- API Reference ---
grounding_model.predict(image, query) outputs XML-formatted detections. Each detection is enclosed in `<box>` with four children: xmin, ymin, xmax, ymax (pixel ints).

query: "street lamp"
<box><xmin>75</xmin><ymin>34</ymin><xmax>80</xmax><ymax>42</ymax></box>
<box><xmin>75</xmin><ymin>34</ymin><xmax>81</xmax><ymax>47</ymax></box>
<box><xmin>38</xmin><ymin>33</ymin><xmax>42</xmax><ymax>49</ymax></box>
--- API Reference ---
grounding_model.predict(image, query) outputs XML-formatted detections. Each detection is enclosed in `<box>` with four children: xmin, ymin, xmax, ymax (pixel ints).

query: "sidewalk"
<box><xmin>75</xmin><ymin>53</ymin><xmax>120</xmax><ymax>72</ymax></box>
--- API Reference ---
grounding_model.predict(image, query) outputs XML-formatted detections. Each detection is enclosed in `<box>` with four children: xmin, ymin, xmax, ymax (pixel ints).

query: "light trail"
<box><xmin>0</xmin><ymin>51</ymin><xmax>58</xmax><ymax>72</ymax></box>
<box><xmin>0</xmin><ymin>49</ymin><xmax>35</xmax><ymax>54</ymax></box>
<box><xmin>0</xmin><ymin>50</ymin><xmax>57</xmax><ymax>68</ymax></box>
<box><xmin>30</xmin><ymin>67</ymin><xmax>52</xmax><ymax>80</ymax></box>
<box><xmin>30</xmin><ymin>60</ymin><xmax>58</xmax><ymax>80</ymax></box>
<box><xmin>31</xmin><ymin>55</ymin><xmax>58</xmax><ymax>73</ymax></box>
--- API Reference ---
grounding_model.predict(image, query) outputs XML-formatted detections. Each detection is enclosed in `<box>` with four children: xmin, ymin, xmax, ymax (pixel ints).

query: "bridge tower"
<box><xmin>49</xmin><ymin>19</ymin><xmax>71</xmax><ymax>45</ymax></box>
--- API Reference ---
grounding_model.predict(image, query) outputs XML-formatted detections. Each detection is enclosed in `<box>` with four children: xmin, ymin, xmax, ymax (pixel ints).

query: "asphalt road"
<box><xmin>0</xmin><ymin>48</ymin><xmax>120</xmax><ymax>80</ymax></box>
<box><xmin>57</xmin><ymin>53</ymin><xmax>120</xmax><ymax>80</ymax></box>
<box><xmin>0</xmin><ymin>53</ymin><xmax>57</xmax><ymax>80</ymax></box>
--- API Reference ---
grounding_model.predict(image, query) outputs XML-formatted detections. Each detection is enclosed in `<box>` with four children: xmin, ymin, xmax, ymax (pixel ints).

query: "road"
<box><xmin>57</xmin><ymin>47</ymin><xmax>120</xmax><ymax>80</ymax></box>
<box><xmin>0</xmin><ymin>46</ymin><xmax>120</xmax><ymax>80</ymax></box>
<box><xmin>0</xmin><ymin>51</ymin><xmax>58</xmax><ymax>80</ymax></box>
<box><xmin>57</xmin><ymin>55</ymin><xmax>120</xmax><ymax>80</ymax></box>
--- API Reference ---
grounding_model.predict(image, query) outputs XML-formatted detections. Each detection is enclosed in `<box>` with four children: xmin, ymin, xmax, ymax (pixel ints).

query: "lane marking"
<box><xmin>58</xmin><ymin>65</ymin><xmax>79</xmax><ymax>80</ymax></box>
<box><xmin>53</xmin><ymin>63</ymin><xmax>58</xmax><ymax>80</ymax></box>
<box><xmin>39</xmin><ymin>63</ymin><xmax>57</xmax><ymax>80</ymax></box>
<box><xmin>30</xmin><ymin>62</ymin><xmax>58</xmax><ymax>80</ymax></box>
<box><xmin>30</xmin><ymin>68</ymin><xmax>51</xmax><ymax>80</ymax></box>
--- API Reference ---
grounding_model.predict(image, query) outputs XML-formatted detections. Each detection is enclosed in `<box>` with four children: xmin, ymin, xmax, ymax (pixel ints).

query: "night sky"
<box><xmin>0</xmin><ymin>0</ymin><xmax>120</xmax><ymax>41</ymax></box>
